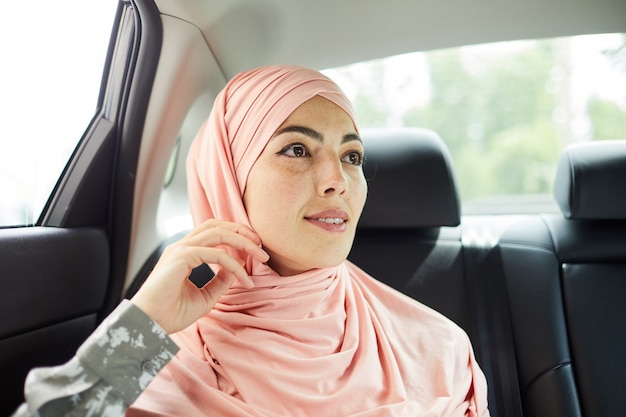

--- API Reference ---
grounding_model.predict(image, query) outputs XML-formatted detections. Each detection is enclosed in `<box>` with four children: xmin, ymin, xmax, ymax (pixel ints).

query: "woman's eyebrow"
<box><xmin>273</xmin><ymin>125</ymin><xmax>322</xmax><ymax>140</ymax></box>
<box><xmin>343</xmin><ymin>133</ymin><xmax>362</xmax><ymax>144</ymax></box>
<box><xmin>273</xmin><ymin>125</ymin><xmax>362</xmax><ymax>144</ymax></box>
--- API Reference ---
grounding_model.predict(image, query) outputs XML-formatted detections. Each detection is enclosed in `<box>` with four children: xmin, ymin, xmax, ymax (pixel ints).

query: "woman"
<box><xmin>14</xmin><ymin>65</ymin><xmax>489</xmax><ymax>416</ymax></box>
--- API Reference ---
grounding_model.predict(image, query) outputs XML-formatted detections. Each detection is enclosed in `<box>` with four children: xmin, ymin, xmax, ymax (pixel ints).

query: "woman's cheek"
<box><xmin>351</xmin><ymin>174</ymin><xmax>368</xmax><ymax>219</ymax></box>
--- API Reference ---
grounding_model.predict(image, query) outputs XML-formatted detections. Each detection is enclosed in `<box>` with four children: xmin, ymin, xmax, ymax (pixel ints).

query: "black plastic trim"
<box><xmin>103</xmin><ymin>0</ymin><xmax>163</xmax><ymax>316</ymax></box>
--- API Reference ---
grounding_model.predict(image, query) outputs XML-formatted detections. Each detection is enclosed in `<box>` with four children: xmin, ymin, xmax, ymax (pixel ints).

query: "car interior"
<box><xmin>1</xmin><ymin>0</ymin><xmax>625</xmax><ymax>416</ymax></box>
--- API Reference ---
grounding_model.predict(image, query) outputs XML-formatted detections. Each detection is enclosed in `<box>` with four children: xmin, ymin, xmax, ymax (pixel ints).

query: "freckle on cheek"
<box><xmin>285</xmin><ymin>165</ymin><xmax>301</xmax><ymax>175</ymax></box>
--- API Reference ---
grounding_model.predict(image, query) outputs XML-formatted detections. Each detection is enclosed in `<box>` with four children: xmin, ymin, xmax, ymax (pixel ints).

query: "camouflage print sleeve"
<box><xmin>12</xmin><ymin>300</ymin><xmax>179</xmax><ymax>417</ymax></box>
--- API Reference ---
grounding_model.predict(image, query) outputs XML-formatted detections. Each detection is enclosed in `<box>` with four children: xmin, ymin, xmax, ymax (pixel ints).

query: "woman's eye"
<box><xmin>342</xmin><ymin>151</ymin><xmax>364</xmax><ymax>166</ymax></box>
<box><xmin>278</xmin><ymin>143</ymin><xmax>310</xmax><ymax>157</ymax></box>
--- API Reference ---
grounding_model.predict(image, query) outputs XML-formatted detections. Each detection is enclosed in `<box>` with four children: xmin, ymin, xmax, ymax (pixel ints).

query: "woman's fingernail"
<box><xmin>257</xmin><ymin>248</ymin><xmax>269</xmax><ymax>261</ymax></box>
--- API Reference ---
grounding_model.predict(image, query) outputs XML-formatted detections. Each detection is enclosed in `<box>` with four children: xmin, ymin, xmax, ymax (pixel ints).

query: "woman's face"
<box><xmin>243</xmin><ymin>95</ymin><xmax>367</xmax><ymax>276</ymax></box>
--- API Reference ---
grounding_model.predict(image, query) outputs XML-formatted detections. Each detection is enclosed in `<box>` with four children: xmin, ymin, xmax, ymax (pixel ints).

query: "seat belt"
<box><xmin>462</xmin><ymin>224</ymin><xmax>524</xmax><ymax>417</ymax></box>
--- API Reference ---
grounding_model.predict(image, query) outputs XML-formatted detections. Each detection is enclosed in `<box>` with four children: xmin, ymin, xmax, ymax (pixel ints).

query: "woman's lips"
<box><xmin>305</xmin><ymin>210</ymin><xmax>349</xmax><ymax>232</ymax></box>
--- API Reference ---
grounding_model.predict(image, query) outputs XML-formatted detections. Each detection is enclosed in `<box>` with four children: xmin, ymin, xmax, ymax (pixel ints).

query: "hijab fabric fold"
<box><xmin>128</xmin><ymin>65</ymin><xmax>489</xmax><ymax>416</ymax></box>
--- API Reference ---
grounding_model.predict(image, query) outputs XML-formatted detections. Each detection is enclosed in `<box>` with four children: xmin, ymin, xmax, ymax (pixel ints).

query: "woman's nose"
<box><xmin>315</xmin><ymin>154</ymin><xmax>347</xmax><ymax>196</ymax></box>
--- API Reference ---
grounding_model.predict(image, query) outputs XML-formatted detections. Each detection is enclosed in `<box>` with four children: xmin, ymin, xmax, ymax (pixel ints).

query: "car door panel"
<box><xmin>2</xmin><ymin>317</ymin><xmax>97</xmax><ymax>416</ymax></box>
<box><xmin>0</xmin><ymin>226</ymin><xmax>109</xmax><ymax>416</ymax></box>
<box><xmin>0</xmin><ymin>227</ymin><xmax>109</xmax><ymax>339</ymax></box>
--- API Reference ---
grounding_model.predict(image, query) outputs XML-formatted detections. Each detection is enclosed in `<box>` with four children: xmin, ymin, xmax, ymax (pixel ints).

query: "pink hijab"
<box><xmin>129</xmin><ymin>65</ymin><xmax>489</xmax><ymax>416</ymax></box>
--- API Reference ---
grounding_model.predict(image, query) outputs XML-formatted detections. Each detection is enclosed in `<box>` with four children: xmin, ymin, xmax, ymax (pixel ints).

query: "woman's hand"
<box><xmin>130</xmin><ymin>220</ymin><xmax>269</xmax><ymax>334</ymax></box>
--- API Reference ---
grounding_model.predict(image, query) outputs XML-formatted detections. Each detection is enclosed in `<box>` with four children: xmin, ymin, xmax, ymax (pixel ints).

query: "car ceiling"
<box><xmin>155</xmin><ymin>0</ymin><xmax>626</xmax><ymax>78</ymax></box>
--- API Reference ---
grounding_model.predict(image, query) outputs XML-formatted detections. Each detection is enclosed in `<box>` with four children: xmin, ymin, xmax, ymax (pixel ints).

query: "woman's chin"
<box><xmin>269</xmin><ymin>253</ymin><xmax>349</xmax><ymax>277</ymax></box>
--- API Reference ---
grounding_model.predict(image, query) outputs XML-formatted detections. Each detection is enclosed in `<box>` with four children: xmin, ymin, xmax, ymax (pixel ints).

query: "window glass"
<box><xmin>323</xmin><ymin>33</ymin><xmax>626</xmax><ymax>214</ymax></box>
<box><xmin>0</xmin><ymin>2</ymin><xmax>117</xmax><ymax>226</ymax></box>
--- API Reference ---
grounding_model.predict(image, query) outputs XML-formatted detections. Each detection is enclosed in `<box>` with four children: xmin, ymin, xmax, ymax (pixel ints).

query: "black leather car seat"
<box><xmin>498</xmin><ymin>139</ymin><xmax>626</xmax><ymax>417</ymax></box>
<box><xmin>348</xmin><ymin>128</ymin><xmax>469</xmax><ymax>330</ymax></box>
<box><xmin>543</xmin><ymin>140</ymin><xmax>626</xmax><ymax>416</ymax></box>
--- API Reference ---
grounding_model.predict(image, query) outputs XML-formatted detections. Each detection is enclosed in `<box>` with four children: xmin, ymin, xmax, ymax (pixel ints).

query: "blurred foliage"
<box><xmin>347</xmin><ymin>36</ymin><xmax>626</xmax><ymax>205</ymax></box>
<box><xmin>402</xmin><ymin>41</ymin><xmax>562</xmax><ymax>201</ymax></box>
<box><xmin>588</xmin><ymin>97</ymin><xmax>626</xmax><ymax>140</ymax></box>
<box><xmin>602</xmin><ymin>33</ymin><xmax>626</xmax><ymax>72</ymax></box>
<box><xmin>587</xmin><ymin>34</ymin><xmax>626</xmax><ymax>140</ymax></box>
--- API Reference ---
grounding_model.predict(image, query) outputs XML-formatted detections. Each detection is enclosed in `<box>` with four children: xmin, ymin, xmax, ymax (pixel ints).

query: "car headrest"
<box><xmin>553</xmin><ymin>140</ymin><xmax>626</xmax><ymax>220</ymax></box>
<box><xmin>358</xmin><ymin>128</ymin><xmax>460</xmax><ymax>228</ymax></box>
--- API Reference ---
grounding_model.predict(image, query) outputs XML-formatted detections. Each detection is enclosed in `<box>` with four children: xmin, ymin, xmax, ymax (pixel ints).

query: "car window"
<box><xmin>323</xmin><ymin>33</ymin><xmax>626</xmax><ymax>214</ymax></box>
<box><xmin>0</xmin><ymin>1</ymin><xmax>116</xmax><ymax>227</ymax></box>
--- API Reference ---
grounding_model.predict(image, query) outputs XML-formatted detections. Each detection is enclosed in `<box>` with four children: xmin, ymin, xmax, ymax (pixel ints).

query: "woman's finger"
<box><xmin>184</xmin><ymin>220</ymin><xmax>262</xmax><ymax>246</ymax></box>
<box><xmin>180</xmin><ymin>224</ymin><xmax>269</xmax><ymax>263</ymax></box>
<box><xmin>196</xmin><ymin>246</ymin><xmax>254</xmax><ymax>288</ymax></box>
<box><xmin>159</xmin><ymin>244</ymin><xmax>253</xmax><ymax>288</ymax></box>
<box><xmin>207</xmin><ymin>228</ymin><xmax>269</xmax><ymax>262</ymax></box>
<box><xmin>199</xmin><ymin>269</ymin><xmax>238</xmax><ymax>306</ymax></box>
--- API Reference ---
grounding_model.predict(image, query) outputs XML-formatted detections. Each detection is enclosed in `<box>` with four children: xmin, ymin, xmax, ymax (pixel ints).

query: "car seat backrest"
<box><xmin>348</xmin><ymin>128</ymin><xmax>470</xmax><ymax>331</ymax></box>
<box><xmin>495</xmin><ymin>214</ymin><xmax>580</xmax><ymax>417</ymax></box>
<box><xmin>544</xmin><ymin>139</ymin><xmax>626</xmax><ymax>417</ymax></box>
